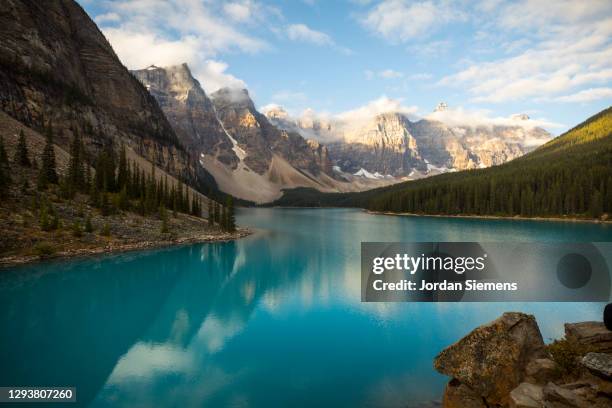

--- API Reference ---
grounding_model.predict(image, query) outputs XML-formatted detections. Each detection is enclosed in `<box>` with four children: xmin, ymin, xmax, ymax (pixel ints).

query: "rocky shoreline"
<box><xmin>0</xmin><ymin>228</ymin><xmax>251</xmax><ymax>268</ymax></box>
<box><xmin>434</xmin><ymin>312</ymin><xmax>612</xmax><ymax>407</ymax></box>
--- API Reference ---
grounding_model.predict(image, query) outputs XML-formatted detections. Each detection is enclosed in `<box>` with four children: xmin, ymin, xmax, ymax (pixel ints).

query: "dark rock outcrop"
<box><xmin>582</xmin><ymin>352</ymin><xmax>612</xmax><ymax>380</ymax></box>
<box><xmin>542</xmin><ymin>382</ymin><xmax>591</xmax><ymax>407</ymax></box>
<box><xmin>0</xmin><ymin>0</ymin><xmax>219</xmax><ymax>194</ymax></box>
<box><xmin>509</xmin><ymin>382</ymin><xmax>543</xmax><ymax>408</ymax></box>
<box><xmin>434</xmin><ymin>312</ymin><xmax>547</xmax><ymax>406</ymax></box>
<box><xmin>435</xmin><ymin>312</ymin><xmax>612</xmax><ymax>407</ymax></box>
<box><xmin>565</xmin><ymin>321</ymin><xmax>612</xmax><ymax>353</ymax></box>
<box><xmin>441</xmin><ymin>379</ymin><xmax>486</xmax><ymax>408</ymax></box>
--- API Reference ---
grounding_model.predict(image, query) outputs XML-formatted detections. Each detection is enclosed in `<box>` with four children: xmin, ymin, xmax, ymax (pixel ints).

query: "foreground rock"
<box><xmin>442</xmin><ymin>379</ymin><xmax>485</xmax><ymax>408</ymax></box>
<box><xmin>582</xmin><ymin>353</ymin><xmax>612</xmax><ymax>380</ymax></box>
<box><xmin>509</xmin><ymin>382</ymin><xmax>543</xmax><ymax>408</ymax></box>
<box><xmin>434</xmin><ymin>312</ymin><xmax>547</xmax><ymax>406</ymax></box>
<box><xmin>565</xmin><ymin>321</ymin><xmax>612</xmax><ymax>353</ymax></box>
<box><xmin>435</xmin><ymin>312</ymin><xmax>612</xmax><ymax>407</ymax></box>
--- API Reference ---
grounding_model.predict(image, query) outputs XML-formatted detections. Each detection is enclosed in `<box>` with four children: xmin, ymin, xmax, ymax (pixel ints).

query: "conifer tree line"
<box><xmin>207</xmin><ymin>196</ymin><xmax>236</xmax><ymax>232</ymax></box>
<box><xmin>0</xmin><ymin>122</ymin><xmax>241</xmax><ymax>230</ymax></box>
<box><xmin>0</xmin><ymin>134</ymin><xmax>10</xmax><ymax>197</ymax></box>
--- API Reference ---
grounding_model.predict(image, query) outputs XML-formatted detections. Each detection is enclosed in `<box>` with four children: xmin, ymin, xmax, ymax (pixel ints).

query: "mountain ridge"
<box><xmin>132</xmin><ymin>64</ymin><xmax>397</xmax><ymax>203</ymax></box>
<box><xmin>265</xmin><ymin>105</ymin><xmax>552</xmax><ymax>180</ymax></box>
<box><xmin>271</xmin><ymin>106</ymin><xmax>612</xmax><ymax>219</ymax></box>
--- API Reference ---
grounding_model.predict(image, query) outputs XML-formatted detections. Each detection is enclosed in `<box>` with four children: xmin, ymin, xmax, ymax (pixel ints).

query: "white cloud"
<box><xmin>96</xmin><ymin>0</ymin><xmax>272</xmax><ymax>92</ymax></box>
<box><xmin>364</xmin><ymin>69</ymin><xmax>405</xmax><ymax>80</ymax></box>
<box><xmin>94</xmin><ymin>12</ymin><xmax>121</xmax><ymax>24</ymax></box>
<box><xmin>336</xmin><ymin>96</ymin><xmax>418</xmax><ymax>122</ymax></box>
<box><xmin>260</xmin><ymin>103</ymin><xmax>284</xmax><ymax>114</ymax></box>
<box><xmin>379</xmin><ymin>69</ymin><xmax>403</xmax><ymax>79</ymax></box>
<box><xmin>361</xmin><ymin>0</ymin><xmax>464</xmax><ymax>42</ymax></box>
<box><xmin>195</xmin><ymin>60</ymin><xmax>247</xmax><ymax>93</ymax></box>
<box><xmin>497</xmin><ymin>0</ymin><xmax>612</xmax><ymax>31</ymax></box>
<box><xmin>223</xmin><ymin>2</ymin><xmax>253</xmax><ymax>22</ymax></box>
<box><xmin>407</xmin><ymin>40</ymin><xmax>451</xmax><ymax>57</ymax></box>
<box><xmin>555</xmin><ymin>87</ymin><xmax>612</xmax><ymax>103</ymax></box>
<box><xmin>408</xmin><ymin>73</ymin><xmax>433</xmax><ymax>80</ymax></box>
<box><xmin>439</xmin><ymin>0</ymin><xmax>612</xmax><ymax>103</ymax></box>
<box><xmin>284</xmin><ymin>23</ymin><xmax>352</xmax><ymax>54</ymax></box>
<box><xmin>426</xmin><ymin>106</ymin><xmax>562</xmax><ymax>130</ymax></box>
<box><xmin>270</xmin><ymin>90</ymin><xmax>307</xmax><ymax>102</ymax></box>
<box><xmin>286</xmin><ymin>24</ymin><xmax>333</xmax><ymax>46</ymax></box>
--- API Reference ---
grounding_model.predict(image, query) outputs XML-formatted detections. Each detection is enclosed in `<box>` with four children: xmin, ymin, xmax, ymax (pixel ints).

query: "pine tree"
<box><xmin>100</xmin><ymin>192</ymin><xmax>111</xmax><ymax>216</ymax></box>
<box><xmin>170</xmin><ymin>185</ymin><xmax>177</xmax><ymax>217</ymax></box>
<box><xmin>85</xmin><ymin>215</ymin><xmax>93</xmax><ymax>233</ymax></box>
<box><xmin>160</xmin><ymin>204</ymin><xmax>168</xmax><ymax>233</ymax></box>
<box><xmin>72</xmin><ymin>220</ymin><xmax>83</xmax><ymax>237</ymax></box>
<box><xmin>39</xmin><ymin>200</ymin><xmax>50</xmax><ymax>231</ymax></box>
<box><xmin>220</xmin><ymin>205</ymin><xmax>226</xmax><ymax>231</ymax></box>
<box><xmin>67</xmin><ymin>129</ymin><xmax>85</xmax><ymax>192</ymax></box>
<box><xmin>95</xmin><ymin>147</ymin><xmax>116</xmax><ymax>192</ymax></box>
<box><xmin>117</xmin><ymin>144</ymin><xmax>128</xmax><ymax>190</ymax></box>
<box><xmin>213</xmin><ymin>202</ymin><xmax>220</xmax><ymax>224</ymax></box>
<box><xmin>84</xmin><ymin>158</ymin><xmax>91</xmax><ymax>187</ymax></box>
<box><xmin>14</xmin><ymin>130</ymin><xmax>31</xmax><ymax>166</ymax></box>
<box><xmin>101</xmin><ymin>222</ymin><xmax>110</xmax><ymax>237</ymax></box>
<box><xmin>208</xmin><ymin>199</ymin><xmax>214</xmax><ymax>226</ymax></box>
<box><xmin>177</xmin><ymin>182</ymin><xmax>184</xmax><ymax>213</ymax></box>
<box><xmin>118</xmin><ymin>186</ymin><xmax>129</xmax><ymax>210</ymax></box>
<box><xmin>226</xmin><ymin>196</ymin><xmax>236</xmax><ymax>232</ymax></box>
<box><xmin>89</xmin><ymin>180</ymin><xmax>100</xmax><ymax>207</ymax></box>
<box><xmin>0</xmin><ymin>136</ymin><xmax>10</xmax><ymax>195</ymax></box>
<box><xmin>39</xmin><ymin>122</ymin><xmax>59</xmax><ymax>188</ymax></box>
<box><xmin>590</xmin><ymin>190</ymin><xmax>603</xmax><ymax>218</ymax></box>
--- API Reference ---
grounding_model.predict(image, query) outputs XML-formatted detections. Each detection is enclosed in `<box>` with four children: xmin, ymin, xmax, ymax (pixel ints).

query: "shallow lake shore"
<box><xmin>366</xmin><ymin>210</ymin><xmax>611</xmax><ymax>224</ymax></box>
<box><xmin>0</xmin><ymin>228</ymin><xmax>251</xmax><ymax>268</ymax></box>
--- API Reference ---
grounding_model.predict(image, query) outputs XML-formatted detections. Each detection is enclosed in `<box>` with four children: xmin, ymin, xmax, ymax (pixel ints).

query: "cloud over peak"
<box><xmin>286</xmin><ymin>24</ymin><xmax>333</xmax><ymax>46</ymax></box>
<box><xmin>361</xmin><ymin>0</ymin><xmax>464</xmax><ymax>42</ymax></box>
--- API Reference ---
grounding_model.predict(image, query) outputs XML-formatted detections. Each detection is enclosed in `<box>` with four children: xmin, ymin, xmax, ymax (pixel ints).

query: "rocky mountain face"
<box><xmin>209</xmin><ymin>88</ymin><xmax>331</xmax><ymax>176</ymax></box>
<box><xmin>265</xmin><ymin>107</ymin><xmax>551</xmax><ymax>180</ymax></box>
<box><xmin>131</xmin><ymin>64</ymin><xmax>239</xmax><ymax>168</ymax></box>
<box><xmin>0</xmin><ymin>0</ymin><xmax>208</xmax><ymax>189</ymax></box>
<box><xmin>130</xmin><ymin>66</ymin><xmax>341</xmax><ymax>202</ymax></box>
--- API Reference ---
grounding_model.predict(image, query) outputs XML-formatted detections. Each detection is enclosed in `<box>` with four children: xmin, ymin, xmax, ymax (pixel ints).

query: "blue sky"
<box><xmin>79</xmin><ymin>0</ymin><xmax>612</xmax><ymax>134</ymax></box>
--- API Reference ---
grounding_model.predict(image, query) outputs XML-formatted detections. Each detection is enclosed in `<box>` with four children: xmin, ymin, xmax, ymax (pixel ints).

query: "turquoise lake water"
<box><xmin>1</xmin><ymin>208</ymin><xmax>611</xmax><ymax>407</ymax></box>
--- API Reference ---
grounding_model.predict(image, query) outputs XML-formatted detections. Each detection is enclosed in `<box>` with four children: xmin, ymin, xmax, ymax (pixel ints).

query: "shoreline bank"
<box><xmin>365</xmin><ymin>210</ymin><xmax>611</xmax><ymax>225</ymax></box>
<box><xmin>0</xmin><ymin>228</ymin><xmax>252</xmax><ymax>268</ymax></box>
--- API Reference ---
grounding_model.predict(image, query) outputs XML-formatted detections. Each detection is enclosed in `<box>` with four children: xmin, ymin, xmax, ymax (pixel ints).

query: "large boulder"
<box><xmin>434</xmin><ymin>312</ymin><xmax>547</xmax><ymax>406</ymax></box>
<box><xmin>441</xmin><ymin>379</ymin><xmax>486</xmax><ymax>408</ymax></box>
<box><xmin>509</xmin><ymin>382</ymin><xmax>543</xmax><ymax>408</ymax></box>
<box><xmin>565</xmin><ymin>321</ymin><xmax>612</xmax><ymax>353</ymax></box>
<box><xmin>542</xmin><ymin>382</ymin><xmax>590</xmax><ymax>408</ymax></box>
<box><xmin>525</xmin><ymin>358</ymin><xmax>559</xmax><ymax>384</ymax></box>
<box><xmin>581</xmin><ymin>352</ymin><xmax>612</xmax><ymax>380</ymax></box>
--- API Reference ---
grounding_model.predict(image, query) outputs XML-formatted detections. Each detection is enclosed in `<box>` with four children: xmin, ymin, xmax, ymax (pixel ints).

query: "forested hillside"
<box><xmin>274</xmin><ymin>107</ymin><xmax>612</xmax><ymax>220</ymax></box>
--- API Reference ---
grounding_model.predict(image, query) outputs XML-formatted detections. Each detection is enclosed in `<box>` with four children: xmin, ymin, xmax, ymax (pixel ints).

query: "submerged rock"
<box><xmin>565</xmin><ymin>321</ymin><xmax>612</xmax><ymax>353</ymax></box>
<box><xmin>434</xmin><ymin>312</ymin><xmax>547</xmax><ymax>406</ymax></box>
